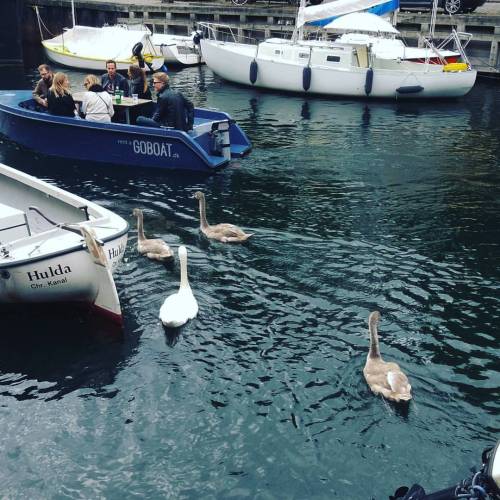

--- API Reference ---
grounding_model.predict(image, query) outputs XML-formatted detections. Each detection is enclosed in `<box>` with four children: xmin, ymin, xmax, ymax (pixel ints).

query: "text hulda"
<box><xmin>27</xmin><ymin>264</ymin><xmax>72</xmax><ymax>288</ymax></box>
<box><xmin>133</xmin><ymin>140</ymin><xmax>173</xmax><ymax>157</ymax></box>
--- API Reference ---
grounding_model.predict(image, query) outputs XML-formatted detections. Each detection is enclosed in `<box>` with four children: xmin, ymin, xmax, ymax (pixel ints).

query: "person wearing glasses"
<box><xmin>81</xmin><ymin>74</ymin><xmax>114</xmax><ymax>123</ymax></box>
<box><xmin>136</xmin><ymin>72</ymin><xmax>194</xmax><ymax>132</ymax></box>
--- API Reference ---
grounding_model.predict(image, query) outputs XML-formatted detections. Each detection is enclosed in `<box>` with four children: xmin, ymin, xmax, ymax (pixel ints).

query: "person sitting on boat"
<box><xmin>128</xmin><ymin>65</ymin><xmax>152</xmax><ymax>100</ymax></box>
<box><xmin>101</xmin><ymin>60</ymin><xmax>129</xmax><ymax>97</ymax></box>
<box><xmin>81</xmin><ymin>74</ymin><xmax>114</xmax><ymax>123</ymax></box>
<box><xmin>32</xmin><ymin>64</ymin><xmax>53</xmax><ymax>108</ymax></box>
<box><xmin>47</xmin><ymin>72</ymin><xmax>77</xmax><ymax>118</ymax></box>
<box><xmin>136</xmin><ymin>72</ymin><xmax>194</xmax><ymax>132</ymax></box>
<box><xmin>127</xmin><ymin>65</ymin><xmax>153</xmax><ymax>125</ymax></box>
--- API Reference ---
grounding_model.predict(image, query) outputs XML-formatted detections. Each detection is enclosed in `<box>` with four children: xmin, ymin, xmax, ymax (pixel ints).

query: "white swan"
<box><xmin>159</xmin><ymin>245</ymin><xmax>198</xmax><ymax>328</ymax></box>
<box><xmin>363</xmin><ymin>311</ymin><xmax>412</xmax><ymax>402</ymax></box>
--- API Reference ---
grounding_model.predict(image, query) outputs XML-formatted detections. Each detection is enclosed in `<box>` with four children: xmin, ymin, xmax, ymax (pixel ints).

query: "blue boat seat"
<box><xmin>19</xmin><ymin>99</ymin><xmax>47</xmax><ymax>113</ymax></box>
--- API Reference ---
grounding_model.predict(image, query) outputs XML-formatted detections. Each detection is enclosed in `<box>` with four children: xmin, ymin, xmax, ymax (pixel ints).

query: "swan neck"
<box><xmin>179</xmin><ymin>251</ymin><xmax>190</xmax><ymax>291</ymax></box>
<box><xmin>368</xmin><ymin>316</ymin><xmax>381</xmax><ymax>359</ymax></box>
<box><xmin>136</xmin><ymin>212</ymin><xmax>146</xmax><ymax>241</ymax></box>
<box><xmin>198</xmin><ymin>196</ymin><xmax>209</xmax><ymax>229</ymax></box>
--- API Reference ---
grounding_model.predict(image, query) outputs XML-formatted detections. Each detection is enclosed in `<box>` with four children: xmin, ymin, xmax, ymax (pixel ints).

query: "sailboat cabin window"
<box><xmin>299</xmin><ymin>52</ymin><xmax>309</xmax><ymax>58</ymax></box>
<box><xmin>275</xmin><ymin>50</ymin><xmax>282</xmax><ymax>55</ymax></box>
<box><xmin>326</xmin><ymin>55</ymin><xmax>341</xmax><ymax>62</ymax></box>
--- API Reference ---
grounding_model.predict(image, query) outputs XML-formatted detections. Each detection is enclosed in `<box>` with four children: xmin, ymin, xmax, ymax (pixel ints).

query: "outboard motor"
<box><xmin>132</xmin><ymin>41</ymin><xmax>153</xmax><ymax>71</ymax></box>
<box><xmin>391</xmin><ymin>440</ymin><xmax>500</xmax><ymax>500</ymax></box>
<box><xmin>192</xmin><ymin>30</ymin><xmax>202</xmax><ymax>45</ymax></box>
<box><xmin>209</xmin><ymin>121</ymin><xmax>231</xmax><ymax>161</ymax></box>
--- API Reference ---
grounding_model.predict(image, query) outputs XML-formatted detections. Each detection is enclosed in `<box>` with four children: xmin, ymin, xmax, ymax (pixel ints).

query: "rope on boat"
<box><xmin>33</xmin><ymin>5</ymin><xmax>58</xmax><ymax>40</ymax></box>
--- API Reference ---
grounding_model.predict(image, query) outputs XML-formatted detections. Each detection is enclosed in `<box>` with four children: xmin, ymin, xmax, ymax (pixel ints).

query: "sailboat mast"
<box><xmin>71</xmin><ymin>0</ymin><xmax>76</xmax><ymax>28</ymax></box>
<box><xmin>293</xmin><ymin>0</ymin><xmax>306</xmax><ymax>42</ymax></box>
<box><xmin>429</xmin><ymin>0</ymin><xmax>438</xmax><ymax>38</ymax></box>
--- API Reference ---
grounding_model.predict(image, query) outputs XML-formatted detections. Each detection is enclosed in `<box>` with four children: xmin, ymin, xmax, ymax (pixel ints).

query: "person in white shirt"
<box><xmin>81</xmin><ymin>74</ymin><xmax>114</xmax><ymax>123</ymax></box>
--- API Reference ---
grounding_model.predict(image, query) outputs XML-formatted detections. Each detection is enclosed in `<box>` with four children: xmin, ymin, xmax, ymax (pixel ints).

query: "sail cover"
<box><xmin>298</xmin><ymin>0</ymin><xmax>399</xmax><ymax>27</ymax></box>
<box><xmin>54</xmin><ymin>25</ymin><xmax>156</xmax><ymax>60</ymax></box>
<box><xmin>323</xmin><ymin>12</ymin><xmax>400</xmax><ymax>33</ymax></box>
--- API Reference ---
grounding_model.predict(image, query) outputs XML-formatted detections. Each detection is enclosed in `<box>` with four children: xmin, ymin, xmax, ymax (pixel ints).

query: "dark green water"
<box><xmin>0</xmin><ymin>51</ymin><xmax>499</xmax><ymax>499</ymax></box>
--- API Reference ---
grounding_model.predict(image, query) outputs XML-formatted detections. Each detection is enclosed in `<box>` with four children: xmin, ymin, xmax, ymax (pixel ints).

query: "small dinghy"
<box><xmin>0</xmin><ymin>91</ymin><xmax>251</xmax><ymax>173</ymax></box>
<box><xmin>0</xmin><ymin>163</ymin><xmax>128</xmax><ymax>324</ymax></box>
<box><xmin>151</xmin><ymin>33</ymin><xmax>204</xmax><ymax>66</ymax></box>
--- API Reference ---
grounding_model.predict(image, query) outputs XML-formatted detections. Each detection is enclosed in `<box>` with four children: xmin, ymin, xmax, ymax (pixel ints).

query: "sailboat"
<box><xmin>35</xmin><ymin>1</ymin><xmax>164</xmax><ymax>71</ymax></box>
<box><xmin>199</xmin><ymin>0</ymin><xmax>477</xmax><ymax>99</ymax></box>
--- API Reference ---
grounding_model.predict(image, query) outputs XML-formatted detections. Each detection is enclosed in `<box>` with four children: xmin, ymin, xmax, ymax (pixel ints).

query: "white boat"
<box><xmin>35</xmin><ymin>3</ymin><xmax>164</xmax><ymax>72</ymax></box>
<box><xmin>151</xmin><ymin>33</ymin><xmax>204</xmax><ymax>66</ymax></box>
<box><xmin>199</xmin><ymin>0</ymin><xmax>477</xmax><ymax>99</ymax></box>
<box><xmin>40</xmin><ymin>25</ymin><xmax>165</xmax><ymax>72</ymax></box>
<box><xmin>0</xmin><ymin>163</ymin><xmax>128</xmax><ymax>324</ymax></box>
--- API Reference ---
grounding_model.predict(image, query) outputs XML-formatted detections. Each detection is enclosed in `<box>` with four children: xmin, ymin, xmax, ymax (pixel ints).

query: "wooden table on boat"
<box><xmin>73</xmin><ymin>92</ymin><xmax>152</xmax><ymax>125</ymax></box>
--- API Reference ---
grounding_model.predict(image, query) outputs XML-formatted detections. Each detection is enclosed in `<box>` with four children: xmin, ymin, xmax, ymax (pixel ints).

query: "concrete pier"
<box><xmin>24</xmin><ymin>0</ymin><xmax>500</xmax><ymax>74</ymax></box>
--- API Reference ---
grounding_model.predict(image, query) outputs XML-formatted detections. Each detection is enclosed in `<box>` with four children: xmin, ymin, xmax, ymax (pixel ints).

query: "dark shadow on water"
<box><xmin>0</xmin><ymin>304</ymin><xmax>139</xmax><ymax>400</ymax></box>
<box><xmin>301</xmin><ymin>101</ymin><xmax>311</xmax><ymax>120</ymax></box>
<box><xmin>389</xmin><ymin>399</ymin><xmax>411</xmax><ymax>420</ymax></box>
<box><xmin>163</xmin><ymin>325</ymin><xmax>182</xmax><ymax>347</ymax></box>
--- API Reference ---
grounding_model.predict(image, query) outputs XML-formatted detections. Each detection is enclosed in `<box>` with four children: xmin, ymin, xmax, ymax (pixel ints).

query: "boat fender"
<box><xmin>249</xmin><ymin>60</ymin><xmax>258</xmax><ymax>85</ymax></box>
<box><xmin>396</xmin><ymin>85</ymin><xmax>424</xmax><ymax>94</ymax></box>
<box><xmin>365</xmin><ymin>68</ymin><xmax>373</xmax><ymax>96</ymax></box>
<box><xmin>303</xmin><ymin>66</ymin><xmax>312</xmax><ymax>92</ymax></box>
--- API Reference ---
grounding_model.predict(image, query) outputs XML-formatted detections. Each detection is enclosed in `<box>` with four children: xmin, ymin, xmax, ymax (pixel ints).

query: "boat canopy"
<box><xmin>54</xmin><ymin>25</ymin><xmax>155</xmax><ymax>60</ymax></box>
<box><xmin>297</xmin><ymin>0</ymin><xmax>400</xmax><ymax>27</ymax></box>
<box><xmin>324</xmin><ymin>12</ymin><xmax>400</xmax><ymax>34</ymax></box>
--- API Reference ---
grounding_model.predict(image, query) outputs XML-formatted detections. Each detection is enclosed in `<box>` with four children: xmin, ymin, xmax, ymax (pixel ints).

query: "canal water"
<box><xmin>0</xmin><ymin>48</ymin><xmax>499</xmax><ymax>499</ymax></box>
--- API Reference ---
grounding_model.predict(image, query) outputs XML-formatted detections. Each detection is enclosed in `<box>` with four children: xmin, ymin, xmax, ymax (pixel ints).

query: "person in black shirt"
<box><xmin>128</xmin><ymin>64</ymin><xmax>152</xmax><ymax>100</ymax></box>
<box><xmin>136</xmin><ymin>72</ymin><xmax>193</xmax><ymax>132</ymax></box>
<box><xmin>101</xmin><ymin>60</ymin><xmax>129</xmax><ymax>96</ymax></box>
<box><xmin>47</xmin><ymin>72</ymin><xmax>77</xmax><ymax>118</ymax></box>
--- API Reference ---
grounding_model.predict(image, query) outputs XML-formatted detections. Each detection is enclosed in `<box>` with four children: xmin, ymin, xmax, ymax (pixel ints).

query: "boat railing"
<box><xmin>198</xmin><ymin>22</ymin><xmax>261</xmax><ymax>46</ymax></box>
<box><xmin>422</xmin><ymin>29</ymin><xmax>473</xmax><ymax>68</ymax></box>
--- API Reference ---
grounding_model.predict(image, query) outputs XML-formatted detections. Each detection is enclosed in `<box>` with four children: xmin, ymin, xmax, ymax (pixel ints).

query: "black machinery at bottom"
<box><xmin>391</xmin><ymin>440</ymin><xmax>500</xmax><ymax>500</ymax></box>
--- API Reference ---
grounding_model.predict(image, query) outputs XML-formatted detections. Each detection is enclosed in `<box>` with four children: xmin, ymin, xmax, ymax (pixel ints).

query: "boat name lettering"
<box><xmin>108</xmin><ymin>242</ymin><xmax>125</xmax><ymax>260</ymax></box>
<box><xmin>132</xmin><ymin>140</ymin><xmax>173</xmax><ymax>157</ymax></box>
<box><xmin>27</xmin><ymin>264</ymin><xmax>72</xmax><ymax>282</ymax></box>
<box><xmin>47</xmin><ymin>277</ymin><xmax>68</xmax><ymax>286</ymax></box>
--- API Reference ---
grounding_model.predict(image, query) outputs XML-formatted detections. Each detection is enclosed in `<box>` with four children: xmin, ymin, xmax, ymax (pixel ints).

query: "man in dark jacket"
<box><xmin>32</xmin><ymin>64</ymin><xmax>53</xmax><ymax>108</ymax></box>
<box><xmin>101</xmin><ymin>60</ymin><xmax>129</xmax><ymax>96</ymax></box>
<box><xmin>137</xmin><ymin>72</ymin><xmax>194</xmax><ymax>132</ymax></box>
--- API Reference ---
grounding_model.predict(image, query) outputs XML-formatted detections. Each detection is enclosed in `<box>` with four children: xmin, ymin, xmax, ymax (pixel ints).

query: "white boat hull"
<box><xmin>151</xmin><ymin>34</ymin><xmax>204</xmax><ymax>66</ymax></box>
<box><xmin>200</xmin><ymin>39</ymin><xmax>477</xmax><ymax>99</ymax></box>
<box><xmin>0</xmin><ymin>163</ymin><xmax>128</xmax><ymax>323</ymax></box>
<box><xmin>43</xmin><ymin>42</ymin><xmax>165</xmax><ymax>72</ymax></box>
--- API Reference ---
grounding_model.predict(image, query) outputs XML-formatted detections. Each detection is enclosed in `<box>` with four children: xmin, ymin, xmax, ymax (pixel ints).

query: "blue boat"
<box><xmin>0</xmin><ymin>91</ymin><xmax>251</xmax><ymax>173</ymax></box>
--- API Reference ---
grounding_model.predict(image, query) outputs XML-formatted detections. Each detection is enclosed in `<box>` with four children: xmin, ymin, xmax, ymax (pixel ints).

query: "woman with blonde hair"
<box><xmin>47</xmin><ymin>72</ymin><xmax>77</xmax><ymax>117</ymax></box>
<box><xmin>81</xmin><ymin>74</ymin><xmax>114</xmax><ymax>123</ymax></box>
<box><xmin>127</xmin><ymin>65</ymin><xmax>152</xmax><ymax>100</ymax></box>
